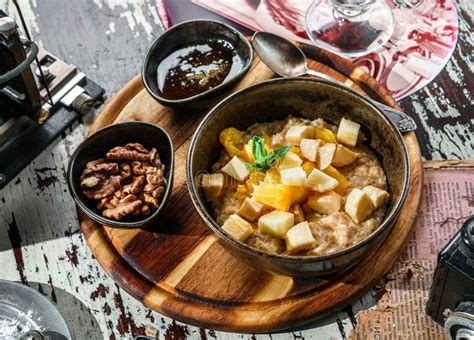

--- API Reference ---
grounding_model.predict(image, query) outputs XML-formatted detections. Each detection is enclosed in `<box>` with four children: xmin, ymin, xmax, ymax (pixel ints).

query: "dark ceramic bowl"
<box><xmin>142</xmin><ymin>19</ymin><xmax>253</xmax><ymax>111</ymax></box>
<box><xmin>67</xmin><ymin>122</ymin><xmax>174</xmax><ymax>229</ymax></box>
<box><xmin>187</xmin><ymin>78</ymin><xmax>410</xmax><ymax>277</ymax></box>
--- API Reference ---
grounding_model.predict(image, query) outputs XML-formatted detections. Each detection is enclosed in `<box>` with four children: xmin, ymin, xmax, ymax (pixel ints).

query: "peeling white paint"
<box><xmin>105</xmin><ymin>21</ymin><xmax>116</xmax><ymax>35</ymax></box>
<box><xmin>412</xmin><ymin>98</ymin><xmax>473</xmax><ymax>160</ymax></box>
<box><xmin>92</xmin><ymin>0</ymin><xmax>162</xmax><ymax>41</ymax></box>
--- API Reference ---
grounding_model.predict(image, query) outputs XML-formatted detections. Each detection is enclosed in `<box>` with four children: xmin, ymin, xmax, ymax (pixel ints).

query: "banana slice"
<box><xmin>237</xmin><ymin>197</ymin><xmax>264</xmax><ymax>222</ymax></box>
<box><xmin>337</xmin><ymin>118</ymin><xmax>360</xmax><ymax>147</ymax></box>
<box><xmin>306</xmin><ymin>168</ymin><xmax>339</xmax><ymax>193</ymax></box>
<box><xmin>258</xmin><ymin>210</ymin><xmax>294</xmax><ymax>238</ymax></box>
<box><xmin>285</xmin><ymin>221</ymin><xmax>316</xmax><ymax>255</ymax></box>
<box><xmin>221</xmin><ymin>156</ymin><xmax>250</xmax><ymax>182</ymax></box>
<box><xmin>300</xmin><ymin>139</ymin><xmax>320</xmax><ymax>162</ymax></box>
<box><xmin>308</xmin><ymin>191</ymin><xmax>342</xmax><ymax>214</ymax></box>
<box><xmin>222</xmin><ymin>214</ymin><xmax>254</xmax><ymax>242</ymax></box>
<box><xmin>279</xmin><ymin>152</ymin><xmax>303</xmax><ymax>170</ymax></box>
<box><xmin>332</xmin><ymin>145</ymin><xmax>359</xmax><ymax>167</ymax></box>
<box><xmin>362</xmin><ymin>186</ymin><xmax>389</xmax><ymax>209</ymax></box>
<box><xmin>280</xmin><ymin>167</ymin><xmax>307</xmax><ymax>186</ymax></box>
<box><xmin>317</xmin><ymin>143</ymin><xmax>336</xmax><ymax>170</ymax></box>
<box><xmin>201</xmin><ymin>173</ymin><xmax>225</xmax><ymax>201</ymax></box>
<box><xmin>285</xmin><ymin>126</ymin><xmax>315</xmax><ymax>145</ymax></box>
<box><xmin>344</xmin><ymin>188</ymin><xmax>374</xmax><ymax>223</ymax></box>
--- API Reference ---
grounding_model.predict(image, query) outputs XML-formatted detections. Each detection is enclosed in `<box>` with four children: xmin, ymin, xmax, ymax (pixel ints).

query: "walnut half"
<box><xmin>80</xmin><ymin>142</ymin><xmax>167</xmax><ymax>220</ymax></box>
<box><xmin>106</xmin><ymin>143</ymin><xmax>150</xmax><ymax>162</ymax></box>
<box><xmin>102</xmin><ymin>195</ymin><xmax>142</xmax><ymax>220</ymax></box>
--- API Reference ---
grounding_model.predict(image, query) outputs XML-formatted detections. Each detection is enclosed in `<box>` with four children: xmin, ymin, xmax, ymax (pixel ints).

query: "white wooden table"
<box><xmin>0</xmin><ymin>0</ymin><xmax>472</xmax><ymax>339</ymax></box>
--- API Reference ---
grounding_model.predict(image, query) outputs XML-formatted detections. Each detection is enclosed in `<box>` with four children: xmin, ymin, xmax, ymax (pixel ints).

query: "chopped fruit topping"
<box><xmin>280</xmin><ymin>167</ymin><xmax>307</xmax><ymax>186</ymax></box>
<box><xmin>337</xmin><ymin>118</ymin><xmax>360</xmax><ymax>147</ymax></box>
<box><xmin>279</xmin><ymin>151</ymin><xmax>303</xmax><ymax>169</ymax></box>
<box><xmin>252</xmin><ymin>183</ymin><xmax>309</xmax><ymax>211</ymax></box>
<box><xmin>308</xmin><ymin>191</ymin><xmax>342</xmax><ymax>215</ymax></box>
<box><xmin>245</xmin><ymin>136</ymin><xmax>291</xmax><ymax>172</ymax></box>
<box><xmin>236</xmin><ymin>171</ymin><xmax>265</xmax><ymax>199</ymax></box>
<box><xmin>222</xmin><ymin>214</ymin><xmax>254</xmax><ymax>242</ymax></box>
<box><xmin>285</xmin><ymin>222</ymin><xmax>316</xmax><ymax>255</ymax></box>
<box><xmin>237</xmin><ymin>198</ymin><xmax>265</xmax><ymax>222</ymax></box>
<box><xmin>306</xmin><ymin>168</ymin><xmax>339</xmax><ymax>192</ymax></box>
<box><xmin>201</xmin><ymin>173</ymin><xmax>225</xmax><ymax>201</ymax></box>
<box><xmin>290</xmin><ymin>146</ymin><xmax>304</xmax><ymax>159</ymax></box>
<box><xmin>258</xmin><ymin>210</ymin><xmax>294</xmax><ymax>237</ymax></box>
<box><xmin>264</xmin><ymin>167</ymin><xmax>281</xmax><ymax>184</ymax></box>
<box><xmin>222</xmin><ymin>156</ymin><xmax>250</xmax><ymax>182</ymax></box>
<box><xmin>243</xmin><ymin>140</ymin><xmax>254</xmax><ymax>163</ymax></box>
<box><xmin>323</xmin><ymin>166</ymin><xmax>351</xmax><ymax>195</ymax></box>
<box><xmin>362</xmin><ymin>186</ymin><xmax>389</xmax><ymax>209</ymax></box>
<box><xmin>314</xmin><ymin>127</ymin><xmax>337</xmax><ymax>143</ymax></box>
<box><xmin>219</xmin><ymin>127</ymin><xmax>249</xmax><ymax>161</ymax></box>
<box><xmin>285</xmin><ymin>126</ymin><xmax>315</xmax><ymax>145</ymax></box>
<box><xmin>291</xmin><ymin>204</ymin><xmax>306</xmax><ymax>224</ymax></box>
<box><xmin>302</xmin><ymin>161</ymin><xmax>317</xmax><ymax>176</ymax></box>
<box><xmin>300</xmin><ymin>139</ymin><xmax>320</xmax><ymax>162</ymax></box>
<box><xmin>317</xmin><ymin>143</ymin><xmax>336</xmax><ymax>170</ymax></box>
<box><xmin>344</xmin><ymin>188</ymin><xmax>375</xmax><ymax>223</ymax></box>
<box><xmin>332</xmin><ymin>145</ymin><xmax>359</xmax><ymax>167</ymax></box>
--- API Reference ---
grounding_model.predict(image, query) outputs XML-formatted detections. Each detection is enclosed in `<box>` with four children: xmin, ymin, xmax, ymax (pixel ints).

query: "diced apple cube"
<box><xmin>344</xmin><ymin>188</ymin><xmax>375</xmax><ymax>223</ymax></box>
<box><xmin>258</xmin><ymin>210</ymin><xmax>294</xmax><ymax>238</ymax></box>
<box><xmin>308</xmin><ymin>191</ymin><xmax>342</xmax><ymax>215</ymax></box>
<box><xmin>221</xmin><ymin>156</ymin><xmax>249</xmax><ymax>182</ymax></box>
<box><xmin>337</xmin><ymin>118</ymin><xmax>360</xmax><ymax>147</ymax></box>
<box><xmin>201</xmin><ymin>173</ymin><xmax>225</xmax><ymax>201</ymax></box>
<box><xmin>306</xmin><ymin>168</ymin><xmax>338</xmax><ymax>193</ymax></box>
<box><xmin>317</xmin><ymin>143</ymin><xmax>336</xmax><ymax>170</ymax></box>
<box><xmin>332</xmin><ymin>145</ymin><xmax>359</xmax><ymax>167</ymax></box>
<box><xmin>222</xmin><ymin>214</ymin><xmax>254</xmax><ymax>242</ymax></box>
<box><xmin>280</xmin><ymin>167</ymin><xmax>307</xmax><ymax>186</ymax></box>
<box><xmin>285</xmin><ymin>222</ymin><xmax>316</xmax><ymax>255</ymax></box>
<box><xmin>300</xmin><ymin>139</ymin><xmax>320</xmax><ymax>162</ymax></box>
<box><xmin>362</xmin><ymin>186</ymin><xmax>389</xmax><ymax>209</ymax></box>
<box><xmin>237</xmin><ymin>198</ymin><xmax>264</xmax><ymax>222</ymax></box>
<box><xmin>279</xmin><ymin>152</ymin><xmax>303</xmax><ymax>170</ymax></box>
<box><xmin>285</xmin><ymin>126</ymin><xmax>315</xmax><ymax>145</ymax></box>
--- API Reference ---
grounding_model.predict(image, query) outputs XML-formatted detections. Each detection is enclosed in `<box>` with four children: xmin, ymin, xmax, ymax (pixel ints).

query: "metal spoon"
<box><xmin>252</xmin><ymin>32</ymin><xmax>417</xmax><ymax>133</ymax></box>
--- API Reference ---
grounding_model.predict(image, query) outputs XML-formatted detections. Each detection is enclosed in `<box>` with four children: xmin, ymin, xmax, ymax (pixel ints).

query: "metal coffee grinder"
<box><xmin>0</xmin><ymin>4</ymin><xmax>104</xmax><ymax>189</ymax></box>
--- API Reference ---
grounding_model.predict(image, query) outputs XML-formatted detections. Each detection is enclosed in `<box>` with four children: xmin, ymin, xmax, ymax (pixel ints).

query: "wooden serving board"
<box><xmin>79</xmin><ymin>44</ymin><xmax>423</xmax><ymax>332</ymax></box>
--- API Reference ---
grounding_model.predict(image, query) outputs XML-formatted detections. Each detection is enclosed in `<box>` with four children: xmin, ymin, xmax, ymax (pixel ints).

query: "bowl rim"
<box><xmin>142</xmin><ymin>19</ymin><xmax>254</xmax><ymax>105</ymax></box>
<box><xmin>187</xmin><ymin>77</ymin><xmax>411</xmax><ymax>262</ymax></box>
<box><xmin>67</xmin><ymin>121</ymin><xmax>174</xmax><ymax>229</ymax></box>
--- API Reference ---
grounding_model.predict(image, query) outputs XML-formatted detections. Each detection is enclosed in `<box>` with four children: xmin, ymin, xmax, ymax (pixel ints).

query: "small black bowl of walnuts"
<box><xmin>67</xmin><ymin>122</ymin><xmax>174</xmax><ymax>228</ymax></box>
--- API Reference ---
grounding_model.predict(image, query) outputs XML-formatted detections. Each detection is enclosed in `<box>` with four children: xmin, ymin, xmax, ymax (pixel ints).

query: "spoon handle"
<box><xmin>305</xmin><ymin>68</ymin><xmax>417</xmax><ymax>133</ymax></box>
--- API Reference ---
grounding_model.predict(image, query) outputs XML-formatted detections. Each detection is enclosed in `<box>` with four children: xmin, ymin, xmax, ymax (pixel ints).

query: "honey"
<box><xmin>156</xmin><ymin>38</ymin><xmax>244</xmax><ymax>100</ymax></box>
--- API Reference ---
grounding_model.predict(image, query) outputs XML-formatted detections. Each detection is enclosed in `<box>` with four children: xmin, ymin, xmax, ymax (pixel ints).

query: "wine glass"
<box><xmin>305</xmin><ymin>0</ymin><xmax>395</xmax><ymax>58</ymax></box>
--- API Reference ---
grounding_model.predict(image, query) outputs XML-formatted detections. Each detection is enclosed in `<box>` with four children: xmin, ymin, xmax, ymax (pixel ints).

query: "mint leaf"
<box><xmin>245</xmin><ymin>136</ymin><xmax>291</xmax><ymax>172</ymax></box>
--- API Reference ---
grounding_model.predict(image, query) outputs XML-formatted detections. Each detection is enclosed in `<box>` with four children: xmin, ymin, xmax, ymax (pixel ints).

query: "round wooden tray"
<box><xmin>79</xmin><ymin>44</ymin><xmax>423</xmax><ymax>332</ymax></box>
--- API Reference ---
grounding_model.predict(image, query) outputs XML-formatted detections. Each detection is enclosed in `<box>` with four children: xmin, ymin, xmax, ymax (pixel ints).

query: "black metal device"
<box><xmin>427</xmin><ymin>216</ymin><xmax>474</xmax><ymax>339</ymax></box>
<box><xmin>0</xmin><ymin>6</ymin><xmax>105</xmax><ymax>189</ymax></box>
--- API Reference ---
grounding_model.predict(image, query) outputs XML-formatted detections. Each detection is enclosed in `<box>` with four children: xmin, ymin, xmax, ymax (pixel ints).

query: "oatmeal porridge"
<box><xmin>200</xmin><ymin>115</ymin><xmax>390</xmax><ymax>256</ymax></box>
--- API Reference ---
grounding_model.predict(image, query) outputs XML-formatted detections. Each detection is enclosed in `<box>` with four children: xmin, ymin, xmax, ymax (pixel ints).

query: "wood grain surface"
<box><xmin>79</xmin><ymin>52</ymin><xmax>423</xmax><ymax>331</ymax></box>
<box><xmin>0</xmin><ymin>0</ymin><xmax>471</xmax><ymax>338</ymax></box>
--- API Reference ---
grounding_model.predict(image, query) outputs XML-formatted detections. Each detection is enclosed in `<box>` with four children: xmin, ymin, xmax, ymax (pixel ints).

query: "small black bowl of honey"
<box><xmin>142</xmin><ymin>20</ymin><xmax>253</xmax><ymax>111</ymax></box>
